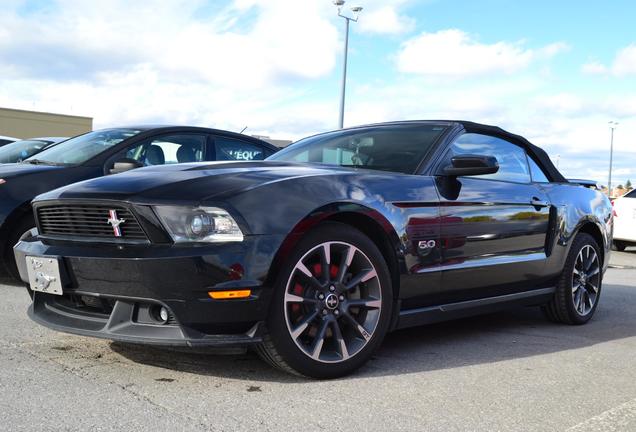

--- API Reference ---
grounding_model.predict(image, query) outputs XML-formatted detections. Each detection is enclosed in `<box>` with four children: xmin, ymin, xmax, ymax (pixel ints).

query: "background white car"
<box><xmin>612</xmin><ymin>189</ymin><xmax>636</xmax><ymax>251</ymax></box>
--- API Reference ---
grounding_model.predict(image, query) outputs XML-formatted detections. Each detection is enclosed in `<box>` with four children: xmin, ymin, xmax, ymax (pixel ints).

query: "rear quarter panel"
<box><xmin>540</xmin><ymin>183</ymin><xmax>613</xmax><ymax>277</ymax></box>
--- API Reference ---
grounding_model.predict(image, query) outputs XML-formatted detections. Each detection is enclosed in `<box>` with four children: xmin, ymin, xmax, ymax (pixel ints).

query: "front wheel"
<box><xmin>257</xmin><ymin>222</ymin><xmax>393</xmax><ymax>379</ymax></box>
<box><xmin>542</xmin><ymin>233</ymin><xmax>603</xmax><ymax>325</ymax></box>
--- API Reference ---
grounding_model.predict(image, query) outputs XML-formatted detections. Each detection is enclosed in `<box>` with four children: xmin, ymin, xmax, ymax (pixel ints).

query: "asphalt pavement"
<box><xmin>1</xmin><ymin>257</ymin><xmax>636</xmax><ymax>431</ymax></box>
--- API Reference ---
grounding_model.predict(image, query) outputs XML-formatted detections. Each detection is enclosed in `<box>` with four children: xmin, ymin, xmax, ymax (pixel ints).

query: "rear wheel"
<box><xmin>257</xmin><ymin>222</ymin><xmax>393</xmax><ymax>379</ymax></box>
<box><xmin>612</xmin><ymin>240</ymin><xmax>627</xmax><ymax>252</ymax></box>
<box><xmin>542</xmin><ymin>233</ymin><xmax>602</xmax><ymax>325</ymax></box>
<box><xmin>5</xmin><ymin>215</ymin><xmax>37</xmax><ymax>280</ymax></box>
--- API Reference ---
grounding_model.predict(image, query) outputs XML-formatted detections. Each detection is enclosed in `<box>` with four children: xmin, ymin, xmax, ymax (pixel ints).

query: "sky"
<box><xmin>0</xmin><ymin>0</ymin><xmax>635</xmax><ymax>186</ymax></box>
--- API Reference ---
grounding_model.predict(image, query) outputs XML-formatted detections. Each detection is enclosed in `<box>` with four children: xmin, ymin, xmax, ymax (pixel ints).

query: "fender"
<box><xmin>265</xmin><ymin>201</ymin><xmax>403</xmax><ymax>290</ymax></box>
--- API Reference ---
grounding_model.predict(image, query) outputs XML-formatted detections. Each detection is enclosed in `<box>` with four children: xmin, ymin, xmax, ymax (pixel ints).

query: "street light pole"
<box><xmin>334</xmin><ymin>1</ymin><xmax>362</xmax><ymax>129</ymax></box>
<box><xmin>338</xmin><ymin>17</ymin><xmax>349</xmax><ymax>130</ymax></box>
<box><xmin>608</xmin><ymin>121</ymin><xmax>619</xmax><ymax>197</ymax></box>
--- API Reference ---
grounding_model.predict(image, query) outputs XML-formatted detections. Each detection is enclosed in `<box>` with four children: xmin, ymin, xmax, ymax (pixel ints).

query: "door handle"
<box><xmin>531</xmin><ymin>198</ymin><xmax>550</xmax><ymax>207</ymax></box>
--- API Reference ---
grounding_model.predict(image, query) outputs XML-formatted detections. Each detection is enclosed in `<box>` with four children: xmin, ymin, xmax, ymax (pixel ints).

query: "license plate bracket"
<box><xmin>26</xmin><ymin>256</ymin><xmax>64</xmax><ymax>296</ymax></box>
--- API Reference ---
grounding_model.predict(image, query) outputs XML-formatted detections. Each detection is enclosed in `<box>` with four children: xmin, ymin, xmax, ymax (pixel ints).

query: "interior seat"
<box><xmin>177</xmin><ymin>145</ymin><xmax>197</xmax><ymax>163</ymax></box>
<box><xmin>146</xmin><ymin>145</ymin><xmax>165</xmax><ymax>165</ymax></box>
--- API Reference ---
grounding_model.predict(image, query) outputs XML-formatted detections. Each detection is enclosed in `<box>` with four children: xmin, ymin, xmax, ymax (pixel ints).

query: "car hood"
<box><xmin>0</xmin><ymin>162</ymin><xmax>68</xmax><ymax>177</ymax></box>
<box><xmin>36</xmin><ymin>161</ymin><xmax>357</xmax><ymax>204</ymax></box>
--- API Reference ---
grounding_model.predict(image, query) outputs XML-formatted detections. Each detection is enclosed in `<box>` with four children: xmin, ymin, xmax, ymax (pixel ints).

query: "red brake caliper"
<box><xmin>291</xmin><ymin>282</ymin><xmax>303</xmax><ymax>313</ymax></box>
<box><xmin>330</xmin><ymin>264</ymin><xmax>338</xmax><ymax>279</ymax></box>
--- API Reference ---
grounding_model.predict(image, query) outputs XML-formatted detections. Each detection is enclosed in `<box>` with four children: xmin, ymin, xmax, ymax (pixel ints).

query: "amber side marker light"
<box><xmin>208</xmin><ymin>289</ymin><xmax>251</xmax><ymax>300</ymax></box>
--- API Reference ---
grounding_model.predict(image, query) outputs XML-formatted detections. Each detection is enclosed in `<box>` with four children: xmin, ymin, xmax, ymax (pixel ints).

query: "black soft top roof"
<box><xmin>456</xmin><ymin>121</ymin><xmax>568</xmax><ymax>183</ymax></box>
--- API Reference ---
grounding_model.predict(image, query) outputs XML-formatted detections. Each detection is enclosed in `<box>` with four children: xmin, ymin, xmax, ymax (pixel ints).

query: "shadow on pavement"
<box><xmin>110</xmin><ymin>282</ymin><xmax>636</xmax><ymax>382</ymax></box>
<box><xmin>0</xmin><ymin>277</ymin><xmax>23</xmax><ymax>287</ymax></box>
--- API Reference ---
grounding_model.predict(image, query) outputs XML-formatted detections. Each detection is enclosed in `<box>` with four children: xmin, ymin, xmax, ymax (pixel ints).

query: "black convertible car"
<box><xmin>0</xmin><ymin>126</ymin><xmax>277</xmax><ymax>278</ymax></box>
<box><xmin>14</xmin><ymin>120</ymin><xmax>613</xmax><ymax>378</ymax></box>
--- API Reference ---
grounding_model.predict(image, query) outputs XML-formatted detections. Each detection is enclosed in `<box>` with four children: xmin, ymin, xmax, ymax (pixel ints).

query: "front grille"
<box><xmin>37</xmin><ymin>203</ymin><xmax>148</xmax><ymax>241</ymax></box>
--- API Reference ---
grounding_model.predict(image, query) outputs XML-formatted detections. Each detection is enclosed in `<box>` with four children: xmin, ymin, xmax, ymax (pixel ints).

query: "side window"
<box><xmin>146</xmin><ymin>134</ymin><xmax>206</xmax><ymax>165</ymax></box>
<box><xmin>448</xmin><ymin>133</ymin><xmax>531</xmax><ymax>183</ymax></box>
<box><xmin>215</xmin><ymin>137</ymin><xmax>266</xmax><ymax>161</ymax></box>
<box><xmin>527</xmin><ymin>156</ymin><xmax>550</xmax><ymax>183</ymax></box>
<box><xmin>120</xmin><ymin>134</ymin><xmax>207</xmax><ymax>166</ymax></box>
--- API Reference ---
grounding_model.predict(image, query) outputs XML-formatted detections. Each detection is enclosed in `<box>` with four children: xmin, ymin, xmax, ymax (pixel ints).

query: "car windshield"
<box><xmin>267</xmin><ymin>124</ymin><xmax>447</xmax><ymax>174</ymax></box>
<box><xmin>25</xmin><ymin>128</ymin><xmax>142</xmax><ymax>165</ymax></box>
<box><xmin>0</xmin><ymin>140</ymin><xmax>52</xmax><ymax>163</ymax></box>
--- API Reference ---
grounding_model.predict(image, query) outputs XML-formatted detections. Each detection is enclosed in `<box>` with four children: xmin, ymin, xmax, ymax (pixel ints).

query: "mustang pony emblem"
<box><xmin>107</xmin><ymin>210</ymin><xmax>126</xmax><ymax>237</ymax></box>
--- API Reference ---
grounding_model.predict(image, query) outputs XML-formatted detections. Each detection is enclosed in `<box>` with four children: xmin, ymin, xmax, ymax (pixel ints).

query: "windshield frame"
<box><xmin>267</xmin><ymin>123</ymin><xmax>450</xmax><ymax>175</ymax></box>
<box><xmin>23</xmin><ymin>128</ymin><xmax>144</xmax><ymax>166</ymax></box>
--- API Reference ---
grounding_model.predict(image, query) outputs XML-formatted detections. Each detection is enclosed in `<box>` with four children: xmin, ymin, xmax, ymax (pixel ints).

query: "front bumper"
<box><xmin>29</xmin><ymin>292</ymin><xmax>264</xmax><ymax>347</ymax></box>
<box><xmin>15</xmin><ymin>235</ymin><xmax>284</xmax><ymax>347</ymax></box>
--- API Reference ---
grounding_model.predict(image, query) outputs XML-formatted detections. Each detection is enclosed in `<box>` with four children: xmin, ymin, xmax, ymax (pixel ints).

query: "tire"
<box><xmin>542</xmin><ymin>233</ymin><xmax>603</xmax><ymax>325</ymax></box>
<box><xmin>5</xmin><ymin>215</ymin><xmax>37</xmax><ymax>281</ymax></box>
<box><xmin>256</xmin><ymin>222</ymin><xmax>393</xmax><ymax>379</ymax></box>
<box><xmin>612</xmin><ymin>240</ymin><xmax>627</xmax><ymax>252</ymax></box>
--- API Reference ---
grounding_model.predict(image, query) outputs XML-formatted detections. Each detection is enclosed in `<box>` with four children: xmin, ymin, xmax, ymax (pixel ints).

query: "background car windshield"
<box><xmin>27</xmin><ymin>129</ymin><xmax>142</xmax><ymax>164</ymax></box>
<box><xmin>268</xmin><ymin>125</ymin><xmax>447</xmax><ymax>174</ymax></box>
<box><xmin>0</xmin><ymin>140</ymin><xmax>50</xmax><ymax>163</ymax></box>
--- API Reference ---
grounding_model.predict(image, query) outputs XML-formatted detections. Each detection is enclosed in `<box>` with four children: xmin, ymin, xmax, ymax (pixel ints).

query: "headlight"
<box><xmin>154</xmin><ymin>206</ymin><xmax>244</xmax><ymax>243</ymax></box>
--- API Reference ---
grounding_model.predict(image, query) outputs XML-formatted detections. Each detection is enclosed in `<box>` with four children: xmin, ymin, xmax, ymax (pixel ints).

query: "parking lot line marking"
<box><xmin>567</xmin><ymin>398</ymin><xmax>636</xmax><ymax>432</ymax></box>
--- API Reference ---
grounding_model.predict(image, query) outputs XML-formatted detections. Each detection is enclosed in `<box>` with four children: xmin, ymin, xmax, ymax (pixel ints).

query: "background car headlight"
<box><xmin>154</xmin><ymin>206</ymin><xmax>243</xmax><ymax>243</ymax></box>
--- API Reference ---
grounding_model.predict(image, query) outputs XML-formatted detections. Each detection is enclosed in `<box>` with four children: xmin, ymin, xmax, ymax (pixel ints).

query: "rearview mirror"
<box><xmin>110</xmin><ymin>158</ymin><xmax>143</xmax><ymax>174</ymax></box>
<box><xmin>442</xmin><ymin>155</ymin><xmax>499</xmax><ymax>177</ymax></box>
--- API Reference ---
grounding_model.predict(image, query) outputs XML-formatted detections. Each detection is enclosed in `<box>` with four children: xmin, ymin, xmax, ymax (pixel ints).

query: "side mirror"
<box><xmin>442</xmin><ymin>155</ymin><xmax>499</xmax><ymax>177</ymax></box>
<box><xmin>109</xmin><ymin>158</ymin><xmax>143</xmax><ymax>174</ymax></box>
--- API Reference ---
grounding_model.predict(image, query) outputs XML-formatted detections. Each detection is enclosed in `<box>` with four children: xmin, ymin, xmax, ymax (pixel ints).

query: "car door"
<box><xmin>435</xmin><ymin>133</ymin><xmax>552</xmax><ymax>301</ymax></box>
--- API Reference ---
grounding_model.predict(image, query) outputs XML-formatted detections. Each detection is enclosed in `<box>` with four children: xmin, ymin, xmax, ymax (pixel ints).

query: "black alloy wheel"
<box><xmin>257</xmin><ymin>222</ymin><xmax>392</xmax><ymax>379</ymax></box>
<box><xmin>542</xmin><ymin>233</ymin><xmax>603</xmax><ymax>325</ymax></box>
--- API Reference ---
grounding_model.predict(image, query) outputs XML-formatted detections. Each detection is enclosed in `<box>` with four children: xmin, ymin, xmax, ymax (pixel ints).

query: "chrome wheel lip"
<box><xmin>571</xmin><ymin>245</ymin><xmax>601</xmax><ymax>316</ymax></box>
<box><xmin>283</xmin><ymin>241</ymin><xmax>382</xmax><ymax>364</ymax></box>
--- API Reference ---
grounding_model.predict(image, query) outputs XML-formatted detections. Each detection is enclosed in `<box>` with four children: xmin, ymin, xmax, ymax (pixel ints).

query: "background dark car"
<box><xmin>14</xmin><ymin>120</ymin><xmax>613</xmax><ymax>378</ymax></box>
<box><xmin>0</xmin><ymin>125</ymin><xmax>277</xmax><ymax>278</ymax></box>
<box><xmin>0</xmin><ymin>137</ymin><xmax>68</xmax><ymax>163</ymax></box>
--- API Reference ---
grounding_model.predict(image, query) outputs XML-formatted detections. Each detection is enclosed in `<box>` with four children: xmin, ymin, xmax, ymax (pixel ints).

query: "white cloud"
<box><xmin>396</xmin><ymin>29</ymin><xmax>566</xmax><ymax>78</ymax></box>
<box><xmin>357</xmin><ymin>5</ymin><xmax>415</xmax><ymax>35</ymax></box>
<box><xmin>0</xmin><ymin>0</ymin><xmax>340</xmax><ymax>87</ymax></box>
<box><xmin>532</xmin><ymin>93</ymin><xmax>587</xmax><ymax>115</ymax></box>
<box><xmin>613</xmin><ymin>44</ymin><xmax>636</xmax><ymax>76</ymax></box>
<box><xmin>0</xmin><ymin>0</ymin><xmax>347</xmax><ymax>136</ymax></box>
<box><xmin>582</xmin><ymin>61</ymin><xmax>608</xmax><ymax>75</ymax></box>
<box><xmin>581</xmin><ymin>44</ymin><xmax>636</xmax><ymax>77</ymax></box>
